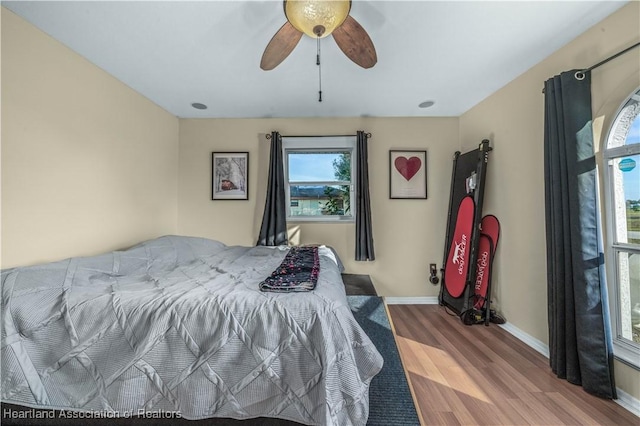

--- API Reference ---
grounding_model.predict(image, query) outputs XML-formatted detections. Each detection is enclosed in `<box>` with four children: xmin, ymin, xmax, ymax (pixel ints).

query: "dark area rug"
<box><xmin>347</xmin><ymin>296</ymin><xmax>420</xmax><ymax>426</ymax></box>
<box><xmin>2</xmin><ymin>277</ymin><xmax>419</xmax><ymax>425</ymax></box>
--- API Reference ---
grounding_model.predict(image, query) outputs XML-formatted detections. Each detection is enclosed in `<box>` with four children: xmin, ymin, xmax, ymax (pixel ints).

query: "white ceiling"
<box><xmin>2</xmin><ymin>0</ymin><xmax>629</xmax><ymax>118</ymax></box>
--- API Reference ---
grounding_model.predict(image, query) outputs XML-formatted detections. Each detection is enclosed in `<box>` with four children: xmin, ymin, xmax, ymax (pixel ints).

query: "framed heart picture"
<box><xmin>389</xmin><ymin>150</ymin><xmax>427</xmax><ymax>199</ymax></box>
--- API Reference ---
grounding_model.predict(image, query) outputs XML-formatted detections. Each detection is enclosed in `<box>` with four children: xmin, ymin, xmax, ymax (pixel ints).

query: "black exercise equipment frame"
<box><xmin>439</xmin><ymin>139</ymin><xmax>492</xmax><ymax>316</ymax></box>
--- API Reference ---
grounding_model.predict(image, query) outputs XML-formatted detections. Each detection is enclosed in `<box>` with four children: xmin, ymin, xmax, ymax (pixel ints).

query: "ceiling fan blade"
<box><xmin>332</xmin><ymin>15</ymin><xmax>377</xmax><ymax>69</ymax></box>
<box><xmin>260</xmin><ymin>21</ymin><xmax>303</xmax><ymax>70</ymax></box>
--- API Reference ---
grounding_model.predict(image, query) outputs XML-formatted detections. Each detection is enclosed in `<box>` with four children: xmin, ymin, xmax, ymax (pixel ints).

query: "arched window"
<box><xmin>603</xmin><ymin>87</ymin><xmax>640</xmax><ymax>367</ymax></box>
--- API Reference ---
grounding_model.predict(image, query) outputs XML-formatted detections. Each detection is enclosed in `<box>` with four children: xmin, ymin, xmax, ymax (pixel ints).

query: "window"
<box><xmin>283</xmin><ymin>136</ymin><xmax>356</xmax><ymax>222</ymax></box>
<box><xmin>603</xmin><ymin>87</ymin><xmax>640</xmax><ymax>368</ymax></box>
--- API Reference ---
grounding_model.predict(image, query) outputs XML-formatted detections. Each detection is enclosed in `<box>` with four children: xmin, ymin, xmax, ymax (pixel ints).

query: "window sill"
<box><xmin>287</xmin><ymin>217</ymin><xmax>354</xmax><ymax>224</ymax></box>
<box><xmin>613</xmin><ymin>341</ymin><xmax>640</xmax><ymax>370</ymax></box>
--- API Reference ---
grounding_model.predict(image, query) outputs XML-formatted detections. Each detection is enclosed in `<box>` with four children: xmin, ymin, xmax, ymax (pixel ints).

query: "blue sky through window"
<box><xmin>288</xmin><ymin>152</ymin><xmax>348</xmax><ymax>182</ymax></box>
<box><xmin>623</xmin><ymin>117</ymin><xmax>640</xmax><ymax>201</ymax></box>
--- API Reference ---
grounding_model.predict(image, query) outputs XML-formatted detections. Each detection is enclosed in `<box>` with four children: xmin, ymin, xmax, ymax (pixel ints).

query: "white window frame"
<box><xmin>282</xmin><ymin>136</ymin><xmax>356</xmax><ymax>223</ymax></box>
<box><xmin>602</xmin><ymin>86</ymin><xmax>640</xmax><ymax>369</ymax></box>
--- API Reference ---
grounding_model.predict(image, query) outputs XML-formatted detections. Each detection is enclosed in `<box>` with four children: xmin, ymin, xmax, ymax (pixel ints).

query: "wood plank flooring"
<box><xmin>386</xmin><ymin>304</ymin><xmax>638</xmax><ymax>426</ymax></box>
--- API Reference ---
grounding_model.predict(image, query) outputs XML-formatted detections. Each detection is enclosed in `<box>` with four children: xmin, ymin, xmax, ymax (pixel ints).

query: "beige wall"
<box><xmin>1</xmin><ymin>9</ymin><xmax>180</xmax><ymax>268</ymax></box>
<box><xmin>3</xmin><ymin>1</ymin><xmax>639</xmax><ymax>402</ymax></box>
<box><xmin>459</xmin><ymin>2</ymin><xmax>640</xmax><ymax>400</ymax></box>
<box><xmin>177</xmin><ymin>117</ymin><xmax>459</xmax><ymax>296</ymax></box>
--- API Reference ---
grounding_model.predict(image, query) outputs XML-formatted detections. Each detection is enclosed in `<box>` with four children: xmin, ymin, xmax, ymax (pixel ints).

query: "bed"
<box><xmin>1</xmin><ymin>235</ymin><xmax>383</xmax><ymax>425</ymax></box>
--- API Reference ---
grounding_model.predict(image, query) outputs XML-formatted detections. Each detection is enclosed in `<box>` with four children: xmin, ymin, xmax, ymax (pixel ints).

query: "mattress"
<box><xmin>1</xmin><ymin>236</ymin><xmax>383</xmax><ymax>425</ymax></box>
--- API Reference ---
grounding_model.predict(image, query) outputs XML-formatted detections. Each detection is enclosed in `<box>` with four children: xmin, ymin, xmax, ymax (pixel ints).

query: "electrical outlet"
<box><xmin>429</xmin><ymin>263</ymin><xmax>439</xmax><ymax>285</ymax></box>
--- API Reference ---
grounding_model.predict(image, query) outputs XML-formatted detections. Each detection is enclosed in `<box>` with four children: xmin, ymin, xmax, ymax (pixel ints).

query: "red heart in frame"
<box><xmin>394</xmin><ymin>156</ymin><xmax>422</xmax><ymax>181</ymax></box>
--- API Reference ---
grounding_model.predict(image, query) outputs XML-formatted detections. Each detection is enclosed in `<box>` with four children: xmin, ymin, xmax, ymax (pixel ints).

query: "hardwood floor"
<box><xmin>386</xmin><ymin>304</ymin><xmax>638</xmax><ymax>426</ymax></box>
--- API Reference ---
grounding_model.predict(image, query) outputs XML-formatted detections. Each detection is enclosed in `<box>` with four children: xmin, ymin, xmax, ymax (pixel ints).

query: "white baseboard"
<box><xmin>382</xmin><ymin>298</ymin><xmax>639</xmax><ymax>417</ymax></box>
<box><xmin>383</xmin><ymin>296</ymin><xmax>439</xmax><ymax>305</ymax></box>
<box><xmin>616</xmin><ymin>388</ymin><xmax>640</xmax><ymax>418</ymax></box>
<box><xmin>498</xmin><ymin>322</ymin><xmax>550</xmax><ymax>358</ymax></box>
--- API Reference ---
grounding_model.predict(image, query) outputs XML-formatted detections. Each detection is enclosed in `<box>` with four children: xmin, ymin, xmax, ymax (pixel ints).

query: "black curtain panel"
<box><xmin>257</xmin><ymin>131</ymin><xmax>288</xmax><ymax>246</ymax></box>
<box><xmin>543</xmin><ymin>70</ymin><xmax>616</xmax><ymax>399</ymax></box>
<box><xmin>355</xmin><ymin>131</ymin><xmax>375</xmax><ymax>261</ymax></box>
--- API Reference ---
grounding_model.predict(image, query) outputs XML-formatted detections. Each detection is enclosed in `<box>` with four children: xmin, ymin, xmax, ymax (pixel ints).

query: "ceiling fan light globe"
<box><xmin>285</xmin><ymin>0</ymin><xmax>351</xmax><ymax>38</ymax></box>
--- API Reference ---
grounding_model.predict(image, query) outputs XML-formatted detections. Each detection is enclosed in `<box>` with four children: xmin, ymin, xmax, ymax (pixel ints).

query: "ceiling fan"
<box><xmin>260</xmin><ymin>0</ymin><xmax>377</xmax><ymax>71</ymax></box>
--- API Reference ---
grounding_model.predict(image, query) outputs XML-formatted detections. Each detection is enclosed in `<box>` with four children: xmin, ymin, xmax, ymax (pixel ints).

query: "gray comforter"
<box><xmin>1</xmin><ymin>236</ymin><xmax>383</xmax><ymax>425</ymax></box>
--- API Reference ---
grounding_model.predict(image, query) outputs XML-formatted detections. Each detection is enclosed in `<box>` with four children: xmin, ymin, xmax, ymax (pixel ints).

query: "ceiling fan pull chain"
<box><xmin>317</xmin><ymin>36</ymin><xmax>322</xmax><ymax>102</ymax></box>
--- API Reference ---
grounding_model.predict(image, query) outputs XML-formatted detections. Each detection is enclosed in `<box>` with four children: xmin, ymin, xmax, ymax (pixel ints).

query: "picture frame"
<box><xmin>389</xmin><ymin>150</ymin><xmax>427</xmax><ymax>199</ymax></box>
<box><xmin>211</xmin><ymin>152</ymin><xmax>249</xmax><ymax>200</ymax></box>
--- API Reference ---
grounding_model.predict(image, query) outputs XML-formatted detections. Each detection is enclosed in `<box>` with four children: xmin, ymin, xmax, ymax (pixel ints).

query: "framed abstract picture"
<box><xmin>389</xmin><ymin>150</ymin><xmax>427</xmax><ymax>199</ymax></box>
<box><xmin>211</xmin><ymin>152</ymin><xmax>249</xmax><ymax>200</ymax></box>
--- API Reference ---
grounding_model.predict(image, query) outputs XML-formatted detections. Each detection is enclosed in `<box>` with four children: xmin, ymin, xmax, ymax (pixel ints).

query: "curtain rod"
<box><xmin>266</xmin><ymin>133</ymin><xmax>371</xmax><ymax>139</ymax></box>
<box><xmin>574</xmin><ymin>41</ymin><xmax>640</xmax><ymax>80</ymax></box>
<box><xmin>542</xmin><ymin>41</ymin><xmax>640</xmax><ymax>93</ymax></box>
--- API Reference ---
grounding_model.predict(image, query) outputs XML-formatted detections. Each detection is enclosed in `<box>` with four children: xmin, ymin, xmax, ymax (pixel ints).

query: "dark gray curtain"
<box><xmin>257</xmin><ymin>131</ymin><xmax>288</xmax><ymax>246</ymax></box>
<box><xmin>543</xmin><ymin>70</ymin><xmax>616</xmax><ymax>399</ymax></box>
<box><xmin>355</xmin><ymin>131</ymin><xmax>375</xmax><ymax>261</ymax></box>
